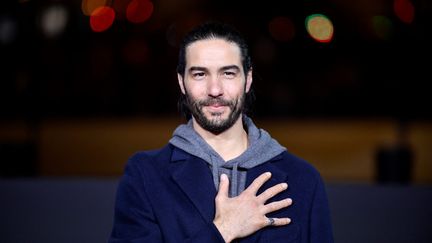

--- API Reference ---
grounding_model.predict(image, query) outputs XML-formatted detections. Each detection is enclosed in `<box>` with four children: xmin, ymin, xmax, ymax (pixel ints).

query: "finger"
<box><xmin>246</xmin><ymin>172</ymin><xmax>272</xmax><ymax>195</ymax></box>
<box><xmin>217</xmin><ymin>174</ymin><xmax>229</xmax><ymax>198</ymax></box>
<box><xmin>257</xmin><ymin>182</ymin><xmax>288</xmax><ymax>203</ymax></box>
<box><xmin>264</xmin><ymin>217</ymin><xmax>291</xmax><ymax>227</ymax></box>
<box><xmin>262</xmin><ymin>198</ymin><xmax>292</xmax><ymax>214</ymax></box>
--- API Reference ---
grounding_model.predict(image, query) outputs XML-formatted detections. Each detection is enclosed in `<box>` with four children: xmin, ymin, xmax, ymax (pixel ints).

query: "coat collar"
<box><xmin>171</xmin><ymin>146</ymin><xmax>191</xmax><ymax>162</ymax></box>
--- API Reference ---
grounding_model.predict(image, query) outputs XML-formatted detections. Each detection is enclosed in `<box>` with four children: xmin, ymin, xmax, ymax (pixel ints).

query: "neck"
<box><xmin>192</xmin><ymin>116</ymin><xmax>248</xmax><ymax>161</ymax></box>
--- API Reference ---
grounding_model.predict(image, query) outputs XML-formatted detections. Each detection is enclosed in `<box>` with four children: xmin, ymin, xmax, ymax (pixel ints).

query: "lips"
<box><xmin>198</xmin><ymin>98</ymin><xmax>232</xmax><ymax>113</ymax></box>
<box><xmin>206</xmin><ymin>104</ymin><xmax>225</xmax><ymax>111</ymax></box>
<box><xmin>209</xmin><ymin>103</ymin><xmax>223</xmax><ymax>108</ymax></box>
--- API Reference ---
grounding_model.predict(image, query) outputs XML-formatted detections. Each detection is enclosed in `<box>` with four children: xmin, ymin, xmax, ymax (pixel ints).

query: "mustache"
<box><xmin>197</xmin><ymin>97</ymin><xmax>233</xmax><ymax>107</ymax></box>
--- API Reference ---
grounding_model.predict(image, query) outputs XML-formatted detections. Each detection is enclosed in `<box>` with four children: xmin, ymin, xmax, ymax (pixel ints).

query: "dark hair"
<box><xmin>176</xmin><ymin>21</ymin><xmax>255</xmax><ymax>119</ymax></box>
<box><xmin>177</xmin><ymin>22</ymin><xmax>252</xmax><ymax>77</ymax></box>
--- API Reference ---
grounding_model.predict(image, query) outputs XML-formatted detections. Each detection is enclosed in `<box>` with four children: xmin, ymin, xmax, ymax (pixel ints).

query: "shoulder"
<box><xmin>124</xmin><ymin>144</ymin><xmax>176</xmax><ymax>173</ymax></box>
<box><xmin>129</xmin><ymin>144</ymin><xmax>173</xmax><ymax>160</ymax></box>
<box><xmin>274</xmin><ymin>150</ymin><xmax>324</xmax><ymax>186</ymax></box>
<box><xmin>280</xmin><ymin>151</ymin><xmax>320</xmax><ymax>175</ymax></box>
<box><xmin>272</xmin><ymin>150</ymin><xmax>330</xmax><ymax>213</ymax></box>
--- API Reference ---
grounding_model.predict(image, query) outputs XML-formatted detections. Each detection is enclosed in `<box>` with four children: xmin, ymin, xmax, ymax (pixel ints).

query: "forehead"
<box><xmin>185</xmin><ymin>38</ymin><xmax>242</xmax><ymax>68</ymax></box>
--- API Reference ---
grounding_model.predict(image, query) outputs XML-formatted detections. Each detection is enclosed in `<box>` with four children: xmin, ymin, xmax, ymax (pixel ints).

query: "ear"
<box><xmin>245</xmin><ymin>69</ymin><xmax>253</xmax><ymax>93</ymax></box>
<box><xmin>177</xmin><ymin>73</ymin><xmax>186</xmax><ymax>94</ymax></box>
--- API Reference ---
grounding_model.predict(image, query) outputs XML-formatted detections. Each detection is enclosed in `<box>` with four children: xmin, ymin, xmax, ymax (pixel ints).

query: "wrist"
<box><xmin>213</xmin><ymin>219</ymin><xmax>235</xmax><ymax>243</ymax></box>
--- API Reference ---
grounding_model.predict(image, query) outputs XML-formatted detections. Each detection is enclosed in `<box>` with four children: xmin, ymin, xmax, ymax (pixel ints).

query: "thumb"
<box><xmin>217</xmin><ymin>174</ymin><xmax>229</xmax><ymax>198</ymax></box>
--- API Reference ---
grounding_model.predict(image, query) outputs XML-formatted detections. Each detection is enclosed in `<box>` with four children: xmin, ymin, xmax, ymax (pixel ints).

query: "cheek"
<box><xmin>225</xmin><ymin>82</ymin><xmax>245</xmax><ymax>98</ymax></box>
<box><xmin>185</xmin><ymin>86</ymin><xmax>208</xmax><ymax>103</ymax></box>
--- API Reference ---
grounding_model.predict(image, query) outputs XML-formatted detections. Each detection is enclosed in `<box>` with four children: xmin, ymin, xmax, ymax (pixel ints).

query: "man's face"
<box><xmin>178</xmin><ymin>38</ymin><xmax>252</xmax><ymax>134</ymax></box>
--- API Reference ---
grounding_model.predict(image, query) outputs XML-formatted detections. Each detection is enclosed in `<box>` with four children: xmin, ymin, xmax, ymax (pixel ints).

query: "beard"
<box><xmin>185</xmin><ymin>91</ymin><xmax>246</xmax><ymax>135</ymax></box>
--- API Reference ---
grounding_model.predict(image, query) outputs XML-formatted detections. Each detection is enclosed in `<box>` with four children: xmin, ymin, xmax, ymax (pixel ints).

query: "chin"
<box><xmin>203</xmin><ymin>108</ymin><xmax>227</xmax><ymax>118</ymax></box>
<box><xmin>208</xmin><ymin>112</ymin><xmax>230</xmax><ymax>121</ymax></box>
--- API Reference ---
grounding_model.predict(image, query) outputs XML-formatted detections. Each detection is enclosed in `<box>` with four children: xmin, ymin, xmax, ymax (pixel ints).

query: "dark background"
<box><xmin>1</xmin><ymin>0</ymin><xmax>430</xmax><ymax>121</ymax></box>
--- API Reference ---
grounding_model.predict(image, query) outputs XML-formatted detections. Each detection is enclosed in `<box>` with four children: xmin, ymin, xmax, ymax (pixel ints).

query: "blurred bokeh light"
<box><xmin>305</xmin><ymin>14</ymin><xmax>334</xmax><ymax>43</ymax></box>
<box><xmin>82</xmin><ymin>0</ymin><xmax>108</xmax><ymax>16</ymax></box>
<box><xmin>393</xmin><ymin>0</ymin><xmax>415</xmax><ymax>24</ymax></box>
<box><xmin>0</xmin><ymin>16</ymin><xmax>17</xmax><ymax>45</ymax></box>
<box><xmin>90</xmin><ymin>6</ymin><xmax>115</xmax><ymax>32</ymax></box>
<box><xmin>372</xmin><ymin>15</ymin><xmax>393</xmax><ymax>40</ymax></box>
<box><xmin>39</xmin><ymin>4</ymin><xmax>68</xmax><ymax>39</ymax></box>
<box><xmin>126</xmin><ymin>0</ymin><xmax>154</xmax><ymax>24</ymax></box>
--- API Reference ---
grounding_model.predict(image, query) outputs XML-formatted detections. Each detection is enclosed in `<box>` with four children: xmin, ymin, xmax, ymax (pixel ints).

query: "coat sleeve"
<box><xmin>309</xmin><ymin>174</ymin><xmax>334</xmax><ymax>243</ymax></box>
<box><xmin>108</xmin><ymin>156</ymin><xmax>226</xmax><ymax>243</ymax></box>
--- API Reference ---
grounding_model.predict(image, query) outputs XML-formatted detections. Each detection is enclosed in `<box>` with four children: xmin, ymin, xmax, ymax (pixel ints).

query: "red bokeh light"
<box><xmin>126</xmin><ymin>0</ymin><xmax>154</xmax><ymax>24</ymax></box>
<box><xmin>90</xmin><ymin>6</ymin><xmax>115</xmax><ymax>32</ymax></box>
<box><xmin>394</xmin><ymin>0</ymin><xmax>415</xmax><ymax>24</ymax></box>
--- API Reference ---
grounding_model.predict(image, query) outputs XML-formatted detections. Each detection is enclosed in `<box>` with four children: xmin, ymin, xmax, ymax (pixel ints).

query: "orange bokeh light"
<box><xmin>126</xmin><ymin>0</ymin><xmax>154</xmax><ymax>24</ymax></box>
<box><xmin>306</xmin><ymin>14</ymin><xmax>334</xmax><ymax>43</ymax></box>
<box><xmin>82</xmin><ymin>0</ymin><xmax>108</xmax><ymax>16</ymax></box>
<box><xmin>90</xmin><ymin>6</ymin><xmax>115</xmax><ymax>32</ymax></box>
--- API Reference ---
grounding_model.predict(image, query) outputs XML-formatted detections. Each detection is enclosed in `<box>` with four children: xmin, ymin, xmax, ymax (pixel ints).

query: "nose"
<box><xmin>207</xmin><ymin>76</ymin><xmax>223</xmax><ymax>98</ymax></box>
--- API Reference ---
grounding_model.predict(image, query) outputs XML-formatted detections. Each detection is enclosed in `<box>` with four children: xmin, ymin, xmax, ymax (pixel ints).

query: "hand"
<box><xmin>213</xmin><ymin>172</ymin><xmax>292</xmax><ymax>242</ymax></box>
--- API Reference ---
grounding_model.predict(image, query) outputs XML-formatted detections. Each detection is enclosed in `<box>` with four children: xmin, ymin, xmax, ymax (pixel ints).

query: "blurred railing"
<box><xmin>1</xmin><ymin>117</ymin><xmax>431</xmax><ymax>183</ymax></box>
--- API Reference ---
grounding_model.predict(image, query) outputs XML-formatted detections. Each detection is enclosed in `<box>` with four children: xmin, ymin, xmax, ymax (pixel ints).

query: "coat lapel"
<box><xmin>245</xmin><ymin>154</ymin><xmax>288</xmax><ymax>194</ymax></box>
<box><xmin>169</xmin><ymin>148</ymin><xmax>217</xmax><ymax>223</ymax></box>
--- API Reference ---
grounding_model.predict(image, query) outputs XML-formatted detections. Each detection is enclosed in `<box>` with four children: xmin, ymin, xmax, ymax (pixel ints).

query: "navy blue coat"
<box><xmin>109</xmin><ymin>144</ymin><xmax>334</xmax><ymax>242</ymax></box>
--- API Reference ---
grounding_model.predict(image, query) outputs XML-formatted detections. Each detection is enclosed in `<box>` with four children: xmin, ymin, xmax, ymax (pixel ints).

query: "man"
<box><xmin>109</xmin><ymin>22</ymin><xmax>333</xmax><ymax>243</ymax></box>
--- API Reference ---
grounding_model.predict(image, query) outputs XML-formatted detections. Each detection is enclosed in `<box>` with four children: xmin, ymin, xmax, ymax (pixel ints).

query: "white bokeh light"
<box><xmin>40</xmin><ymin>5</ymin><xmax>69</xmax><ymax>39</ymax></box>
<box><xmin>0</xmin><ymin>16</ymin><xmax>18</xmax><ymax>45</ymax></box>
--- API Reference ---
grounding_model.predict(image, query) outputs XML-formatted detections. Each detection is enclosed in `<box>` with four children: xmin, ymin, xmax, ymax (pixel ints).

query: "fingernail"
<box><xmin>266</xmin><ymin>172</ymin><xmax>272</xmax><ymax>177</ymax></box>
<box><xmin>287</xmin><ymin>218</ymin><xmax>291</xmax><ymax>224</ymax></box>
<box><xmin>286</xmin><ymin>198</ymin><xmax>293</xmax><ymax>205</ymax></box>
<box><xmin>221</xmin><ymin>174</ymin><xmax>227</xmax><ymax>181</ymax></box>
<box><xmin>281</xmin><ymin>183</ymin><xmax>288</xmax><ymax>189</ymax></box>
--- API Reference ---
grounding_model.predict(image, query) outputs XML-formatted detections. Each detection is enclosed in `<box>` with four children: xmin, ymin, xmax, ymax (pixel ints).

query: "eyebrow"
<box><xmin>220</xmin><ymin>65</ymin><xmax>241</xmax><ymax>72</ymax></box>
<box><xmin>188</xmin><ymin>65</ymin><xmax>241</xmax><ymax>73</ymax></box>
<box><xmin>188</xmin><ymin>66</ymin><xmax>208</xmax><ymax>73</ymax></box>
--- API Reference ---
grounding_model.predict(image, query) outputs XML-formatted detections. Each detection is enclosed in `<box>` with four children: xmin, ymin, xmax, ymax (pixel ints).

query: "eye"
<box><xmin>192</xmin><ymin>72</ymin><xmax>206</xmax><ymax>80</ymax></box>
<box><xmin>223</xmin><ymin>71</ymin><xmax>236</xmax><ymax>79</ymax></box>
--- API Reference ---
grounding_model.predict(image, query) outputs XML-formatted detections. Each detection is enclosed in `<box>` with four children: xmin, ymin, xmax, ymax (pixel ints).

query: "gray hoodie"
<box><xmin>169</xmin><ymin>116</ymin><xmax>286</xmax><ymax>197</ymax></box>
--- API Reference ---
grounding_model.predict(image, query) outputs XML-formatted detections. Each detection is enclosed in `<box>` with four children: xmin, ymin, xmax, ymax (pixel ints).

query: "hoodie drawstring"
<box><xmin>231</xmin><ymin>163</ymin><xmax>239</xmax><ymax>197</ymax></box>
<box><xmin>211</xmin><ymin>156</ymin><xmax>220</xmax><ymax>191</ymax></box>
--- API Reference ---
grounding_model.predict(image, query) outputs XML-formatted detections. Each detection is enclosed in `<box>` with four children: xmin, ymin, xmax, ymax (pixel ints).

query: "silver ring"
<box><xmin>267</xmin><ymin>217</ymin><xmax>275</xmax><ymax>226</ymax></box>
